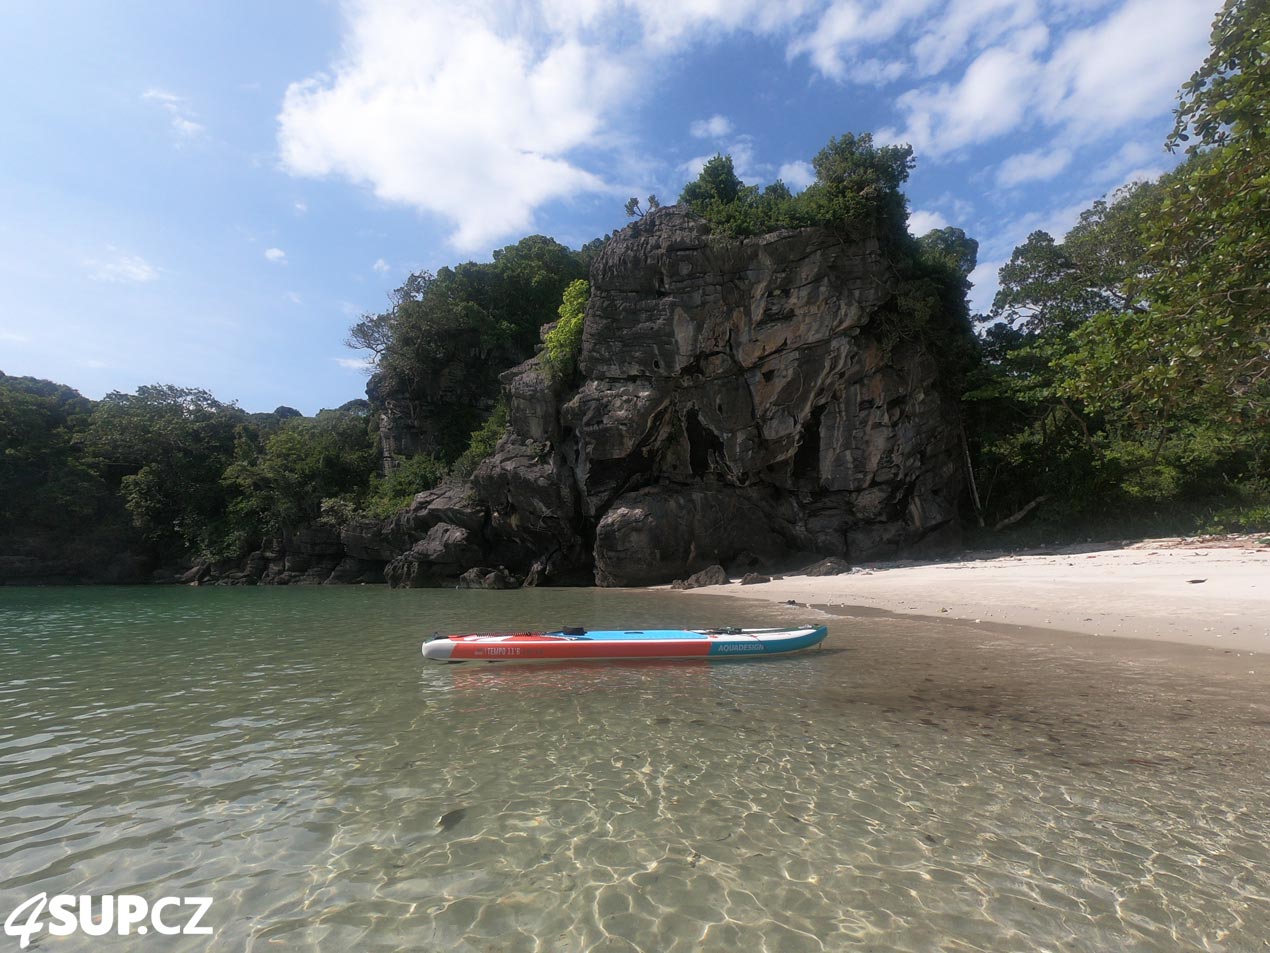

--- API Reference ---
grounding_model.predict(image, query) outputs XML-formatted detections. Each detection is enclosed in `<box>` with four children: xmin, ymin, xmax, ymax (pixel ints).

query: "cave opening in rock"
<box><xmin>684</xmin><ymin>408</ymin><xmax>725</xmax><ymax>477</ymax></box>
<box><xmin>793</xmin><ymin>404</ymin><xmax>826</xmax><ymax>483</ymax></box>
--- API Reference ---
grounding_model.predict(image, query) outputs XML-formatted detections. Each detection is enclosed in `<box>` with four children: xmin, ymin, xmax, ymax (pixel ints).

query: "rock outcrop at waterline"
<box><xmin>373</xmin><ymin>206</ymin><xmax>965</xmax><ymax>588</ymax></box>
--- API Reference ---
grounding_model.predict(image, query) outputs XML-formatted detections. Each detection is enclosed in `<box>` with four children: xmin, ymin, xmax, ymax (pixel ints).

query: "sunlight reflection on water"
<box><xmin>1</xmin><ymin>586</ymin><xmax>1267</xmax><ymax>952</ymax></box>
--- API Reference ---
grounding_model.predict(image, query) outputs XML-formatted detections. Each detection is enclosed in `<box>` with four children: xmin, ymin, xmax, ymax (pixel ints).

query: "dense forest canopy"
<box><xmin>1</xmin><ymin>0</ymin><xmax>1265</xmax><ymax>580</ymax></box>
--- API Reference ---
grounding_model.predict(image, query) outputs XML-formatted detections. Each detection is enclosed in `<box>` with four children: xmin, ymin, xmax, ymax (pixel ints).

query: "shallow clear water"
<box><xmin>1</xmin><ymin>586</ymin><xmax>1268</xmax><ymax>952</ymax></box>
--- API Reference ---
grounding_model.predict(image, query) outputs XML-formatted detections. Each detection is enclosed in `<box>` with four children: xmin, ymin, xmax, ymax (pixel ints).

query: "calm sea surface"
<box><xmin>1</xmin><ymin>586</ymin><xmax>1268</xmax><ymax>952</ymax></box>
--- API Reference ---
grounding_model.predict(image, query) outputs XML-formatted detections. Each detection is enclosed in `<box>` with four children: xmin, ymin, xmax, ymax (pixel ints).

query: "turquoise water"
<box><xmin>1</xmin><ymin>586</ymin><xmax>1268</xmax><ymax>952</ymax></box>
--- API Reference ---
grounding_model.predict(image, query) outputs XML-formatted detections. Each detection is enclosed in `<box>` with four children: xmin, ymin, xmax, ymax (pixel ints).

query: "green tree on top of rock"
<box><xmin>677</xmin><ymin>133</ymin><xmax>916</xmax><ymax>243</ymax></box>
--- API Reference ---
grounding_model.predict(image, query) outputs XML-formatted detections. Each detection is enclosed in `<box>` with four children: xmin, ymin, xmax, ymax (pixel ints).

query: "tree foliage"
<box><xmin>79</xmin><ymin>385</ymin><xmax>248</xmax><ymax>554</ymax></box>
<box><xmin>543</xmin><ymin>279</ymin><xmax>590</xmax><ymax>383</ymax></box>
<box><xmin>623</xmin><ymin>195</ymin><xmax>660</xmax><ymax>218</ymax></box>
<box><xmin>223</xmin><ymin>411</ymin><xmax>376</xmax><ymax>538</ymax></box>
<box><xmin>349</xmin><ymin>234</ymin><xmax>588</xmax><ymax>462</ymax></box>
<box><xmin>0</xmin><ymin>374</ymin><xmax>110</xmax><ymax>536</ymax></box>
<box><xmin>965</xmin><ymin>2</ymin><xmax>1270</xmax><ymax>538</ymax></box>
<box><xmin>1059</xmin><ymin>0</ymin><xmax>1268</xmax><ymax>429</ymax></box>
<box><xmin>1170</xmin><ymin>0</ymin><xmax>1267</xmax><ymax>151</ymax></box>
<box><xmin>677</xmin><ymin>133</ymin><xmax>915</xmax><ymax>243</ymax></box>
<box><xmin>362</xmin><ymin>449</ymin><xmax>448</xmax><ymax>519</ymax></box>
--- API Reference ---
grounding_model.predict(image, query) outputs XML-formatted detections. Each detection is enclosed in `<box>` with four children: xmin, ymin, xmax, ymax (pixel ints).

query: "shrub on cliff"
<box><xmin>362</xmin><ymin>450</ymin><xmax>448</xmax><ymax>518</ymax></box>
<box><xmin>450</xmin><ymin>400</ymin><xmax>509</xmax><ymax>479</ymax></box>
<box><xmin>543</xmin><ymin>279</ymin><xmax>590</xmax><ymax>384</ymax></box>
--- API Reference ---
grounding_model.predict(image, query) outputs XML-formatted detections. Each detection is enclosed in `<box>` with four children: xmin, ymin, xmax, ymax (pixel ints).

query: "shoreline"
<box><xmin>676</xmin><ymin>537</ymin><xmax>1270</xmax><ymax>657</ymax></box>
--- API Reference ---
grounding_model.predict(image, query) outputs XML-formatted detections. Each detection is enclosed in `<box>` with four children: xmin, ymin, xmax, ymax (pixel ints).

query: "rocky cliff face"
<box><xmin>366</xmin><ymin>207</ymin><xmax>965</xmax><ymax>587</ymax></box>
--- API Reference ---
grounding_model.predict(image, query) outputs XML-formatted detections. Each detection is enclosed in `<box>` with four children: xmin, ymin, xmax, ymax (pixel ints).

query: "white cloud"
<box><xmin>142</xmin><ymin>89</ymin><xmax>205</xmax><ymax>141</ymax></box>
<box><xmin>968</xmin><ymin>257</ymin><xmax>1003</xmax><ymax>313</ymax></box>
<box><xmin>275</xmin><ymin>0</ymin><xmax>1208</xmax><ymax>251</ymax></box>
<box><xmin>264</xmin><ymin>247</ymin><xmax>287</xmax><ymax>263</ymax></box>
<box><xmin>690</xmin><ymin>115</ymin><xmax>733</xmax><ymax>139</ymax></box>
<box><xmin>1039</xmin><ymin>0</ymin><xmax>1210</xmax><ymax>134</ymax></box>
<box><xmin>910</xmin><ymin>0</ymin><xmax>1039</xmax><ymax>77</ymax></box>
<box><xmin>881</xmin><ymin>24</ymin><xmax>1049</xmax><ymax>155</ymax></box>
<box><xmin>885</xmin><ymin>0</ymin><xmax>1210</xmax><ymax>157</ymax></box>
<box><xmin>0</xmin><ymin>330</ymin><xmax>29</xmax><ymax>343</ymax></box>
<box><xmin>908</xmin><ymin>208</ymin><xmax>949</xmax><ymax>234</ymax></box>
<box><xmin>1094</xmin><ymin>140</ymin><xmax>1169</xmax><ymax>190</ymax></box>
<box><xmin>335</xmin><ymin>356</ymin><xmax>375</xmax><ymax>371</ymax></box>
<box><xmin>287</xmin><ymin>291</ymin><xmax>303</xmax><ymax>304</ymax></box>
<box><xmin>278</xmin><ymin>0</ymin><xmax>633</xmax><ymax>252</ymax></box>
<box><xmin>789</xmin><ymin>0</ymin><xmax>936</xmax><ymax>82</ymax></box>
<box><xmin>681</xmin><ymin>153</ymin><xmax>713</xmax><ymax>179</ymax></box>
<box><xmin>996</xmin><ymin>146</ymin><xmax>1072</xmax><ymax>186</ymax></box>
<box><xmin>86</xmin><ymin>247</ymin><xmax>159</xmax><ymax>283</ymax></box>
<box><xmin>372</xmin><ymin>258</ymin><xmax>390</xmax><ymax>273</ymax></box>
<box><xmin>276</xmin><ymin>1</ymin><xmax>840</xmax><ymax>251</ymax></box>
<box><xmin>294</xmin><ymin>200</ymin><xmax>308</xmax><ymax>214</ymax></box>
<box><xmin>777</xmin><ymin>160</ymin><xmax>815</xmax><ymax>190</ymax></box>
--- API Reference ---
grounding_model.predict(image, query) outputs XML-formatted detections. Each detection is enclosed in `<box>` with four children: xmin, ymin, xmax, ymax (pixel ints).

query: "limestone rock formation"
<box><xmin>374</xmin><ymin>206</ymin><xmax>964</xmax><ymax>587</ymax></box>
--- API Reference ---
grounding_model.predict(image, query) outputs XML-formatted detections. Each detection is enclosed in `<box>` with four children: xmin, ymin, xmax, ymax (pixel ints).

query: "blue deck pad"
<box><xmin>542</xmin><ymin>627</ymin><xmax>829</xmax><ymax>656</ymax></box>
<box><xmin>554</xmin><ymin>629</ymin><xmax>710</xmax><ymax>641</ymax></box>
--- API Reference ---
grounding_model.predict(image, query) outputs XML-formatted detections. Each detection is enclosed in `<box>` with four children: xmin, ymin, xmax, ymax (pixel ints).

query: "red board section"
<box><xmin>446</xmin><ymin>638</ymin><xmax>712</xmax><ymax>661</ymax></box>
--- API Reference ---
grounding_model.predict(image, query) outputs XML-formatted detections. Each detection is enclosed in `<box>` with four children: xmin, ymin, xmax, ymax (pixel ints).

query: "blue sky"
<box><xmin>0</xmin><ymin>0</ymin><xmax>1215</xmax><ymax>414</ymax></box>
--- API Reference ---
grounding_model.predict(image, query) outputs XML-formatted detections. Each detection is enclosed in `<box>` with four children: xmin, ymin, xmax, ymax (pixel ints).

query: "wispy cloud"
<box><xmin>881</xmin><ymin>0</ymin><xmax>1210</xmax><ymax>156</ymax></box>
<box><xmin>287</xmin><ymin>291</ymin><xmax>303</xmax><ymax>304</ymax></box>
<box><xmin>335</xmin><ymin>356</ymin><xmax>374</xmax><ymax>371</ymax></box>
<box><xmin>264</xmin><ymin>247</ymin><xmax>287</xmax><ymax>264</ymax></box>
<box><xmin>789</xmin><ymin>0</ymin><xmax>934</xmax><ymax>82</ymax></box>
<box><xmin>372</xmin><ymin>258</ymin><xmax>390</xmax><ymax>274</ymax></box>
<box><xmin>142</xmin><ymin>88</ymin><xmax>205</xmax><ymax>141</ymax></box>
<box><xmin>777</xmin><ymin>160</ymin><xmax>815</xmax><ymax>191</ymax></box>
<box><xmin>997</xmin><ymin>146</ymin><xmax>1073</xmax><ymax>186</ymax></box>
<box><xmin>909</xmin><ymin>208</ymin><xmax>950</xmax><ymax>234</ymax></box>
<box><xmin>0</xmin><ymin>330</ymin><xmax>30</xmax><ymax>343</ymax></box>
<box><xmin>85</xmin><ymin>246</ymin><xmax>159</xmax><ymax>283</ymax></box>
<box><xmin>689</xmin><ymin>115</ymin><xmax>733</xmax><ymax>139</ymax></box>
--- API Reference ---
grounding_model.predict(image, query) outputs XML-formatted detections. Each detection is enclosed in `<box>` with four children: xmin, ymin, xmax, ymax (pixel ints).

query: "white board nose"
<box><xmin>422</xmin><ymin>638</ymin><xmax>454</xmax><ymax>661</ymax></box>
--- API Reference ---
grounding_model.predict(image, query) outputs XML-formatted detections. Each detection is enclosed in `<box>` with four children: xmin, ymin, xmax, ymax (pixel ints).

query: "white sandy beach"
<box><xmin>686</xmin><ymin>537</ymin><xmax>1270</xmax><ymax>655</ymax></box>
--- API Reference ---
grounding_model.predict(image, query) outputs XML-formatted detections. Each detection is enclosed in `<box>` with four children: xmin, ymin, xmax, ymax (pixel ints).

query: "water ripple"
<box><xmin>1</xmin><ymin>586</ymin><xmax>1268</xmax><ymax>951</ymax></box>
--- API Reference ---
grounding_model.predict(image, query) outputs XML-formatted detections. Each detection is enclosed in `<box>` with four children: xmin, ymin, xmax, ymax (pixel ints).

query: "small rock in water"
<box><xmin>1187</xmin><ymin>578</ymin><xmax>1207</xmax><ymax>584</ymax></box>
<box><xmin>438</xmin><ymin>808</ymin><xmax>467</xmax><ymax>832</ymax></box>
